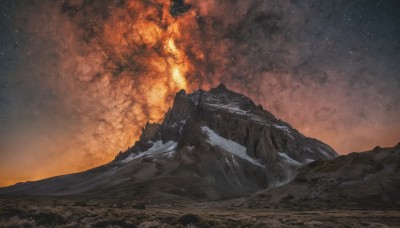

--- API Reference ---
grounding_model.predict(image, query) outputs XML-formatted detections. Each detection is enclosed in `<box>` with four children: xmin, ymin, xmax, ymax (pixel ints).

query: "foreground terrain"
<box><xmin>1</xmin><ymin>198</ymin><xmax>399</xmax><ymax>227</ymax></box>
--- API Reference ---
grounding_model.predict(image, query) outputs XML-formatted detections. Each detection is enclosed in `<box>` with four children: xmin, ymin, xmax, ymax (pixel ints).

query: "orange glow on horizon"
<box><xmin>0</xmin><ymin>0</ymin><xmax>203</xmax><ymax>188</ymax></box>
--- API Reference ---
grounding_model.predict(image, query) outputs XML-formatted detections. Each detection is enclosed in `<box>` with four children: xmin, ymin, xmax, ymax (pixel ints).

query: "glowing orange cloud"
<box><xmin>99</xmin><ymin>0</ymin><xmax>201</xmax><ymax>134</ymax></box>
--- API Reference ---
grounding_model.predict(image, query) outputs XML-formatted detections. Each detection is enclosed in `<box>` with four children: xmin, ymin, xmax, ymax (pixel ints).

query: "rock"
<box><xmin>73</xmin><ymin>201</ymin><xmax>88</xmax><ymax>206</ymax></box>
<box><xmin>132</xmin><ymin>203</ymin><xmax>146</xmax><ymax>210</ymax></box>
<box><xmin>178</xmin><ymin>213</ymin><xmax>200</xmax><ymax>225</ymax></box>
<box><xmin>140</xmin><ymin>122</ymin><xmax>160</xmax><ymax>141</ymax></box>
<box><xmin>140</xmin><ymin>157</ymin><xmax>153</xmax><ymax>163</ymax></box>
<box><xmin>244</xmin><ymin>144</ymin><xmax>400</xmax><ymax>209</ymax></box>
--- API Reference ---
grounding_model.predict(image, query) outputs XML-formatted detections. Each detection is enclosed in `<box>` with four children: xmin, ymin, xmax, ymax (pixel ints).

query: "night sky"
<box><xmin>0</xmin><ymin>0</ymin><xmax>399</xmax><ymax>187</ymax></box>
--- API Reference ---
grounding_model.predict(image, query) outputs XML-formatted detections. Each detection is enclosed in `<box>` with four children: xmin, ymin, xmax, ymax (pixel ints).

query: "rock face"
<box><xmin>0</xmin><ymin>84</ymin><xmax>337</xmax><ymax>201</ymax></box>
<box><xmin>245</xmin><ymin>143</ymin><xmax>400</xmax><ymax>209</ymax></box>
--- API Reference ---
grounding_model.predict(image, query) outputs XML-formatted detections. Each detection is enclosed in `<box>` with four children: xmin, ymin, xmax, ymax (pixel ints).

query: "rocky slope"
<box><xmin>0</xmin><ymin>84</ymin><xmax>337</xmax><ymax>201</ymax></box>
<box><xmin>245</xmin><ymin>143</ymin><xmax>400</xmax><ymax>209</ymax></box>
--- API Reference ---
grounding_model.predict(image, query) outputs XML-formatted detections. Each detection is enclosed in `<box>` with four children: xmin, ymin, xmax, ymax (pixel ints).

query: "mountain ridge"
<box><xmin>0</xmin><ymin>84</ymin><xmax>337</xmax><ymax>202</ymax></box>
<box><xmin>244</xmin><ymin>142</ymin><xmax>400</xmax><ymax>209</ymax></box>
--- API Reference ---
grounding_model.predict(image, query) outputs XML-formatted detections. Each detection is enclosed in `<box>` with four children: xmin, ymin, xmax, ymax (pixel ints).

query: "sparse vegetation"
<box><xmin>1</xmin><ymin>198</ymin><xmax>399</xmax><ymax>227</ymax></box>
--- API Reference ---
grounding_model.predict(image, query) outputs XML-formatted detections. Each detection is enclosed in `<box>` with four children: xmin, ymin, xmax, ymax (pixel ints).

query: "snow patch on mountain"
<box><xmin>318</xmin><ymin>148</ymin><xmax>333</xmax><ymax>158</ymax></box>
<box><xmin>278</xmin><ymin>152</ymin><xmax>302</xmax><ymax>166</ymax></box>
<box><xmin>122</xmin><ymin>140</ymin><xmax>177</xmax><ymax>163</ymax></box>
<box><xmin>273</xmin><ymin>124</ymin><xmax>294</xmax><ymax>139</ymax></box>
<box><xmin>305</xmin><ymin>158</ymin><xmax>315</xmax><ymax>164</ymax></box>
<box><xmin>204</xmin><ymin>100</ymin><xmax>248</xmax><ymax>115</ymax></box>
<box><xmin>201</xmin><ymin>126</ymin><xmax>264</xmax><ymax>167</ymax></box>
<box><xmin>204</xmin><ymin>102</ymin><xmax>267</xmax><ymax>123</ymax></box>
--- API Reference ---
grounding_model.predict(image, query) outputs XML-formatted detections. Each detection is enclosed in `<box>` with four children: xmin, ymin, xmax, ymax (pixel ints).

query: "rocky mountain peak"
<box><xmin>140</xmin><ymin>122</ymin><xmax>160</xmax><ymax>141</ymax></box>
<box><xmin>215</xmin><ymin>82</ymin><xmax>228</xmax><ymax>90</ymax></box>
<box><xmin>114</xmin><ymin>84</ymin><xmax>337</xmax><ymax>195</ymax></box>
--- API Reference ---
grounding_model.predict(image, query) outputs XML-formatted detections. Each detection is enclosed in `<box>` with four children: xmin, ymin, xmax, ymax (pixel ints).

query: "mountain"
<box><xmin>0</xmin><ymin>84</ymin><xmax>337</xmax><ymax>202</ymax></box>
<box><xmin>244</xmin><ymin>143</ymin><xmax>400</xmax><ymax>209</ymax></box>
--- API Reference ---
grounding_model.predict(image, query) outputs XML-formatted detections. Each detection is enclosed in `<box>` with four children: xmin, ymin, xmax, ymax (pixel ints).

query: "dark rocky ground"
<box><xmin>245</xmin><ymin>144</ymin><xmax>400</xmax><ymax>211</ymax></box>
<box><xmin>1</xmin><ymin>197</ymin><xmax>400</xmax><ymax>227</ymax></box>
<box><xmin>1</xmin><ymin>145</ymin><xmax>399</xmax><ymax>228</ymax></box>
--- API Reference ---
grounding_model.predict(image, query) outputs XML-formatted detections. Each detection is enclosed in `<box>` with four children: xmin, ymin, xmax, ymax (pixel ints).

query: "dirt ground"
<box><xmin>0</xmin><ymin>198</ymin><xmax>399</xmax><ymax>227</ymax></box>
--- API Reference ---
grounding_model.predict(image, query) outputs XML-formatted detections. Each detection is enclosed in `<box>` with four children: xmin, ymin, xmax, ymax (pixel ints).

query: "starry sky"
<box><xmin>0</xmin><ymin>0</ymin><xmax>399</xmax><ymax>187</ymax></box>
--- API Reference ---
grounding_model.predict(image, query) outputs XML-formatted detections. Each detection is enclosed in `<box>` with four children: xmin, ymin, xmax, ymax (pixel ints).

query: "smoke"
<box><xmin>0</xmin><ymin>0</ymin><xmax>399</xmax><ymax>186</ymax></box>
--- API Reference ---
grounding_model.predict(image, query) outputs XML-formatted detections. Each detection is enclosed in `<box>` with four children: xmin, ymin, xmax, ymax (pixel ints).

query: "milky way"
<box><xmin>0</xmin><ymin>0</ymin><xmax>399</xmax><ymax>186</ymax></box>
